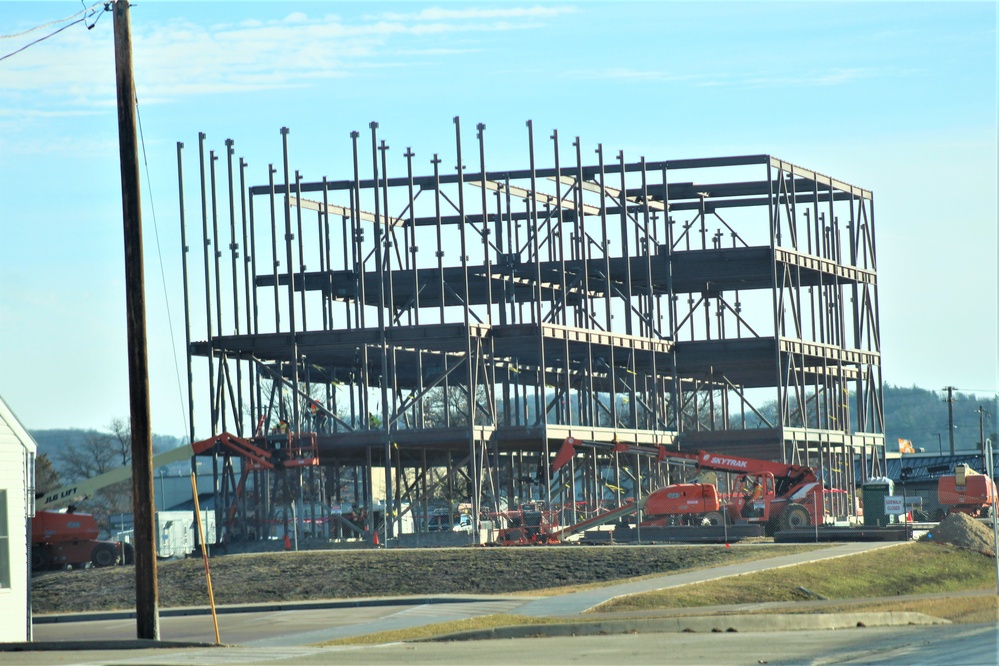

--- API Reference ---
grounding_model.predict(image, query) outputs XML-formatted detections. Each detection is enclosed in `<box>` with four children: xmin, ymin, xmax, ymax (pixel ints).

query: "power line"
<box><xmin>135</xmin><ymin>97</ymin><xmax>191</xmax><ymax>441</ymax></box>
<box><xmin>0</xmin><ymin>2</ymin><xmax>102</xmax><ymax>39</ymax></box>
<box><xmin>0</xmin><ymin>2</ymin><xmax>107</xmax><ymax>63</ymax></box>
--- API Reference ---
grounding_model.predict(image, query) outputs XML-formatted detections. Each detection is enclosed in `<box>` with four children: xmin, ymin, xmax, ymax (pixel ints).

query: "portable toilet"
<box><xmin>862</xmin><ymin>477</ymin><xmax>895</xmax><ymax>527</ymax></box>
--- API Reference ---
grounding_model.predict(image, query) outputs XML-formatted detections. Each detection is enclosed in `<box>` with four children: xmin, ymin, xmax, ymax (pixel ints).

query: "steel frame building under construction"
<box><xmin>175</xmin><ymin>119</ymin><xmax>885</xmax><ymax>543</ymax></box>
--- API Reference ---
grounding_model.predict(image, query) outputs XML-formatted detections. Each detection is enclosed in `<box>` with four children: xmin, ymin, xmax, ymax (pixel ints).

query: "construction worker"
<box><xmin>741</xmin><ymin>478</ymin><xmax>764</xmax><ymax>517</ymax></box>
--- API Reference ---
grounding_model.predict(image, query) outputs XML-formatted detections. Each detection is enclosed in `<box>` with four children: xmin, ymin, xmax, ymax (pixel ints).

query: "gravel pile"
<box><xmin>919</xmin><ymin>512</ymin><xmax>996</xmax><ymax>556</ymax></box>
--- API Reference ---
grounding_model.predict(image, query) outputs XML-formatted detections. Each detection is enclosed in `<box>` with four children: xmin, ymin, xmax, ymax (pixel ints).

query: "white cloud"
<box><xmin>0</xmin><ymin>128</ymin><xmax>117</xmax><ymax>157</ymax></box>
<box><xmin>563</xmin><ymin>67</ymin><xmax>695</xmax><ymax>83</ymax></box>
<box><xmin>740</xmin><ymin>68</ymin><xmax>875</xmax><ymax>88</ymax></box>
<box><xmin>0</xmin><ymin>5</ymin><xmax>567</xmax><ymax>113</ymax></box>
<box><xmin>283</xmin><ymin>12</ymin><xmax>310</xmax><ymax>24</ymax></box>
<box><xmin>396</xmin><ymin>48</ymin><xmax>480</xmax><ymax>56</ymax></box>
<box><xmin>375</xmin><ymin>6</ymin><xmax>577</xmax><ymax>21</ymax></box>
<box><xmin>0</xmin><ymin>108</ymin><xmax>103</xmax><ymax>119</ymax></box>
<box><xmin>566</xmin><ymin>66</ymin><xmax>878</xmax><ymax>89</ymax></box>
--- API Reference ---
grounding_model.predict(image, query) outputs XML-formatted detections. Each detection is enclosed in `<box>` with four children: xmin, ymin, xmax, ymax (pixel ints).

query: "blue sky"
<box><xmin>1</xmin><ymin>1</ymin><xmax>996</xmax><ymax>438</ymax></box>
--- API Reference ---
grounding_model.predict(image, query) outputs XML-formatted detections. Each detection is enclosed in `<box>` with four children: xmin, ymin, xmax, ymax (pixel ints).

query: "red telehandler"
<box><xmin>552</xmin><ymin>437</ymin><xmax>826</xmax><ymax>534</ymax></box>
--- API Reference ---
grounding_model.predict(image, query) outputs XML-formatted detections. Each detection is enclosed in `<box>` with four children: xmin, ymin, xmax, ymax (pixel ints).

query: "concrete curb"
<box><xmin>424</xmin><ymin>612</ymin><xmax>950</xmax><ymax>642</ymax></box>
<box><xmin>0</xmin><ymin>639</ymin><xmax>222</xmax><ymax>652</ymax></box>
<box><xmin>32</xmin><ymin>595</ymin><xmax>523</xmax><ymax>624</ymax></box>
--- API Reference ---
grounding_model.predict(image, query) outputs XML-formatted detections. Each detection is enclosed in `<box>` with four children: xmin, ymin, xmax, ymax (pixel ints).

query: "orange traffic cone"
<box><xmin>283</xmin><ymin>534</ymin><xmax>291</xmax><ymax>551</ymax></box>
<box><xmin>373</xmin><ymin>529</ymin><xmax>380</xmax><ymax>546</ymax></box>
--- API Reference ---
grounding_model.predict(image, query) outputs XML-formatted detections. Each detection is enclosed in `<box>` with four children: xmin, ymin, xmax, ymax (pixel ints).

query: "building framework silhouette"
<box><xmin>175</xmin><ymin>119</ymin><xmax>885</xmax><ymax>544</ymax></box>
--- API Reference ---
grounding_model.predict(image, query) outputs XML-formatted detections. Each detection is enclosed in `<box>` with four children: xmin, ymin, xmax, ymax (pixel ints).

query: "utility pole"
<box><xmin>976</xmin><ymin>405</ymin><xmax>988</xmax><ymax>461</ymax></box>
<box><xmin>113</xmin><ymin>0</ymin><xmax>160</xmax><ymax>640</ymax></box>
<box><xmin>944</xmin><ymin>386</ymin><xmax>956</xmax><ymax>456</ymax></box>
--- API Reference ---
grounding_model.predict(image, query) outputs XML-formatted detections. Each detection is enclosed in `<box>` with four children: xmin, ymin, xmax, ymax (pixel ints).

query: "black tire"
<box><xmin>782</xmin><ymin>505</ymin><xmax>811</xmax><ymax>530</ymax></box>
<box><xmin>122</xmin><ymin>542</ymin><xmax>135</xmax><ymax>565</ymax></box>
<box><xmin>701</xmin><ymin>511</ymin><xmax>725</xmax><ymax>526</ymax></box>
<box><xmin>91</xmin><ymin>542</ymin><xmax>118</xmax><ymax>568</ymax></box>
<box><xmin>31</xmin><ymin>546</ymin><xmax>51</xmax><ymax>572</ymax></box>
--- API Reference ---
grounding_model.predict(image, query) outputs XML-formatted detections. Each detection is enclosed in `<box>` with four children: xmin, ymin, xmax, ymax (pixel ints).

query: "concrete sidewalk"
<box><xmin>430</xmin><ymin>611</ymin><xmax>949</xmax><ymax>643</ymax></box>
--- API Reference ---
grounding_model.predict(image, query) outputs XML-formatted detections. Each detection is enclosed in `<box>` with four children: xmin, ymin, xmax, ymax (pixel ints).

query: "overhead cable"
<box><xmin>136</xmin><ymin>97</ymin><xmax>192</xmax><ymax>440</ymax></box>
<box><xmin>0</xmin><ymin>2</ymin><xmax>102</xmax><ymax>39</ymax></box>
<box><xmin>0</xmin><ymin>2</ymin><xmax>106</xmax><ymax>63</ymax></box>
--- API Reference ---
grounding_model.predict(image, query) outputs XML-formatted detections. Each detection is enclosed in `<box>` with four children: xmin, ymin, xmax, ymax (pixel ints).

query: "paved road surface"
<box><xmin>8</xmin><ymin>624</ymin><xmax>998</xmax><ymax>666</ymax></box>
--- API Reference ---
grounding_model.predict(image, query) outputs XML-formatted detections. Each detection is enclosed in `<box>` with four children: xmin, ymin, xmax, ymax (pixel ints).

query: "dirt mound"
<box><xmin>919</xmin><ymin>513</ymin><xmax>996</xmax><ymax>556</ymax></box>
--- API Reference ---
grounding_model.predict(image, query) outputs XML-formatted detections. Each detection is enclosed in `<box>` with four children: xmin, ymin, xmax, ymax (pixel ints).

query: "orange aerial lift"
<box><xmin>32</xmin><ymin>430</ymin><xmax>318</xmax><ymax>571</ymax></box>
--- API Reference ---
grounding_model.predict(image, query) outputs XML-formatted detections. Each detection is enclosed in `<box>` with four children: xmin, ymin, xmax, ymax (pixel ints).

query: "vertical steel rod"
<box><xmin>280</xmin><ymin>128</ymin><xmax>301</xmax><ymax>432</ymax></box>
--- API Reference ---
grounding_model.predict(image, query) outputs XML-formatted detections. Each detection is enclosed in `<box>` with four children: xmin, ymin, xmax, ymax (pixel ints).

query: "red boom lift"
<box><xmin>937</xmin><ymin>463</ymin><xmax>997</xmax><ymax>518</ymax></box>
<box><xmin>32</xmin><ymin>430</ymin><xmax>318</xmax><ymax>571</ymax></box>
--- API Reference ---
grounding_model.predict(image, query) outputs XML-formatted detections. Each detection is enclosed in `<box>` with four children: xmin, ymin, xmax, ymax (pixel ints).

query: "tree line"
<box><xmin>29</xmin><ymin>384</ymin><xmax>996</xmax><ymax>536</ymax></box>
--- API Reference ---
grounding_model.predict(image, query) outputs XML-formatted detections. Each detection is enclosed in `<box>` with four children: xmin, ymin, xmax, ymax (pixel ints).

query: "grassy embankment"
<box><xmin>32</xmin><ymin>543</ymin><xmax>825</xmax><ymax>613</ymax></box>
<box><xmin>322</xmin><ymin>542</ymin><xmax>998</xmax><ymax>645</ymax></box>
<box><xmin>596</xmin><ymin>542</ymin><xmax>995</xmax><ymax>613</ymax></box>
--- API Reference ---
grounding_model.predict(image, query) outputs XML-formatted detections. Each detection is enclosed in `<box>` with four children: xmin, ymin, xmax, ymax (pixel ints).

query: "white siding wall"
<box><xmin>0</xmin><ymin>398</ymin><xmax>34</xmax><ymax>644</ymax></box>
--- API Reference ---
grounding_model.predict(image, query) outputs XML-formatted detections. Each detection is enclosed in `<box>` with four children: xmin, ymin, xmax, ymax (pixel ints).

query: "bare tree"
<box><xmin>34</xmin><ymin>453</ymin><xmax>60</xmax><ymax>497</ymax></box>
<box><xmin>422</xmin><ymin>385</ymin><xmax>489</xmax><ymax>428</ymax></box>
<box><xmin>54</xmin><ymin>418</ymin><xmax>132</xmax><ymax>536</ymax></box>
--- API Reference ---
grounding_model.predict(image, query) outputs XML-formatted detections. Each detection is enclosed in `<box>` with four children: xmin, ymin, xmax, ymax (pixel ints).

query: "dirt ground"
<box><xmin>918</xmin><ymin>512</ymin><xmax>996</xmax><ymax>556</ymax></box>
<box><xmin>31</xmin><ymin>544</ymin><xmax>814</xmax><ymax>615</ymax></box>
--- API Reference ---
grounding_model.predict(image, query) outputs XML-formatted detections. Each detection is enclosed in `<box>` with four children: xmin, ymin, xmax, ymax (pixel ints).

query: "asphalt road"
<box><xmin>7</xmin><ymin>624</ymin><xmax>999</xmax><ymax>666</ymax></box>
<box><xmin>31</xmin><ymin>599</ymin><xmax>528</xmax><ymax>647</ymax></box>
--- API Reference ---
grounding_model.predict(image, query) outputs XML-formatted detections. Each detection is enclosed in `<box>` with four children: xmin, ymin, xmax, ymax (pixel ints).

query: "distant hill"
<box><xmin>30</xmin><ymin>429</ymin><xmax>185</xmax><ymax>463</ymax></box>
<box><xmin>883</xmin><ymin>385</ymin><xmax>997</xmax><ymax>455</ymax></box>
<box><xmin>27</xmin><ymin>384</ymin><xmax>997</xmax><ymax>464</ymax></box>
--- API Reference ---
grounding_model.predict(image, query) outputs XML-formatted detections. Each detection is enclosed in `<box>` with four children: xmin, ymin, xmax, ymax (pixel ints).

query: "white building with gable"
<box><xmin>0</xmin><ymin>396</ymin><xmax>36</xmax><ymax>643</ymax></box>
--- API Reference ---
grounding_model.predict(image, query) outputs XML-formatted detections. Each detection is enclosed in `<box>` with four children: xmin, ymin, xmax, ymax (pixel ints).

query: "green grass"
<box><xmin>318</xmin><ymin>542</ymin><xmax>998</xmax><ymax>645</ymax></box>
<box><xmin>515</xmin><ymin>544</ymin><xmax>827</xmax><ymax>597</ymax></box>
<box><xmin>771</xmin><ymin>595</ymin><xmax>999</xmax><ymax>625</ymax></box>
<box><xmin>320</xmin><ymin>592</ymin><xmax>999</xmax><ymax>646</ymax></box>
<box><xmin>316</xmin><ymin>614</ymin><xmax>559</xmax><ymax>646</ymax></box>
<box><xmin>595</xmin><ymin>542</ymin><xmax>997</xmax><ymax>612</ymax></box>
<box><xmin>33</xmin><ymin>542</ymin><xmax>827</xmax><ymax>613</ymax></box>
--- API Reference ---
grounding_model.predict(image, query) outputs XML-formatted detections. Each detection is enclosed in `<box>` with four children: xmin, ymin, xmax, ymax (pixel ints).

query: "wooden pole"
<box><xmin>113</xmin><ymin>0</ymin><xmax>159</xmax><ymax>640</ymax></box>
<box><xmin>192</xmin><ymin>474</ymin><xmax>221</xmax><ymax>643</ymax></box>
